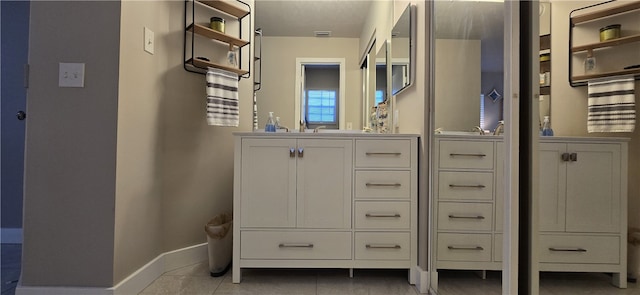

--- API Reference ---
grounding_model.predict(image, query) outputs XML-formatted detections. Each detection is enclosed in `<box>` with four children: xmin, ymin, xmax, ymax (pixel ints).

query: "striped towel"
<box><xmin>206</xmin><ymin>67</ymin><xmax>239</xmax><ymax>127</ymax></box>
<box><xmin>587</xmin><ymin>76</ymin><xmax>636</xmax><ymax>133</ymax></box>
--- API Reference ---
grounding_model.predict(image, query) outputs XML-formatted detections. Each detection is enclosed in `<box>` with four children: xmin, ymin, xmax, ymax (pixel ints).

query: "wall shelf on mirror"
<box><xmin>569</xmin><ymin>1</ymin><xmax>640</xmax><ymax>86</ymax></box>
<box><xmin>183</xmin><ymin>0</ymin><xmax>251</xmax><ymax>78</ymax></box>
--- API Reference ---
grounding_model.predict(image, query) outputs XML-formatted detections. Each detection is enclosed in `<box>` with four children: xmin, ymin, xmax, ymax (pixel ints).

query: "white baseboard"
<box><xmin>15</xmin><ymin>243</ymin><xmax>208</xmax><ymax>295</ymax></box>
<box><xmin>413</xmin><ymin>266</ymin><xmax>430</xmax><ymax>294</ymax></box>
<box><xmin>1</xmin><ymin>228</ymin><xmax>23</xmax><ymax>244</ymax></box>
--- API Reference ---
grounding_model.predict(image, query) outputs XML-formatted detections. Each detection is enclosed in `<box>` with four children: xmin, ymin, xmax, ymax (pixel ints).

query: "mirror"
<box><xmin>254</xmin><ymin>1</ymin><xmax>393</xmax><ymax>131</ymax></box>
<box><xmin>391</xmin><ymin>4</ymin><xmax>414</xmax><ymax>95</ymax></box>
<box><xmin>430</xmin><ymin>1</ymin><xmax>506</xmax><ymax>294</ymax></box>
<box><xmin>539</xmin><ymin>1</ymin><xmax>551</xmax><ymax>129</ymax></box>
<box><xmin>362</xmin><ymin>40</ymin><xmax>390</xmax><ymax>131</ymax></box>
<box><xmin>433</xmin><ymin>1</ymin><xmax>504</xmax><ymax>133</ymax></box>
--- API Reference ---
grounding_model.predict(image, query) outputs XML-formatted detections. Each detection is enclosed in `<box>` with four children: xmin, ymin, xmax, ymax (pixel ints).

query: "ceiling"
<box><xmin>254</xmin><ymin>0</ymin><xmax>373</xmax><ymax>38</ymax></box>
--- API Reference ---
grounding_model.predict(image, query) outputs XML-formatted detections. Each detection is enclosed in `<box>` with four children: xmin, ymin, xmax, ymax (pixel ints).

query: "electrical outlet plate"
<box><xmin>58</xmin><ymin>63</ymin><xmax>85</xmax><ymax>88</ymax></box>
<box><xmin>144</xmin><ymin>27</ymin><xmax>154</xmax><ymax>54</ymax></box>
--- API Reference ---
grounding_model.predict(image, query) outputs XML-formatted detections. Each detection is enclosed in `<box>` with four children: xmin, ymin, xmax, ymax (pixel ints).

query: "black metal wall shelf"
<box><xmin>183</xmin><ymin>0</ymin><xmax>251</xmax><ymax>78</ymax></box>
<box><xmin>569</xmin><ymin>1</ymin><xmax>640</xmax><ymax>87</ymax></box>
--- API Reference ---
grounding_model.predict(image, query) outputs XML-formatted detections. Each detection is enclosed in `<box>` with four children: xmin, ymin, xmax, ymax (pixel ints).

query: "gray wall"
<box><xmin>1</xmin><ymin>1</ymin><xmax>29</xmax><ymax>229</ymax></box>
<box><xmin>22</xmin><ymin>1</ymin><xmax>121</xmax><ymax>286</ymax></box>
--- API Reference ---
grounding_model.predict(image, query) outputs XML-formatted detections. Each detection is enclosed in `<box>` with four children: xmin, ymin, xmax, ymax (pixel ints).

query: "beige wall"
<box><xmin>23</xmin><ymin>0</ymin><xmax>254</xmax><ymax>287</ymax></box>
<box><xmin>258</xmin><ymin>37</ymin><xmax>361</xmax><ymax>130</ymax></box>
<box><xmin>22</xmin><ymin>1</ymin><xmax>120</xmax><ymax>286</ymax></box>
<box><xmin>550</xmin><ymin>0</ymin><xmax>640</xmax><ymax>278</ymax></box>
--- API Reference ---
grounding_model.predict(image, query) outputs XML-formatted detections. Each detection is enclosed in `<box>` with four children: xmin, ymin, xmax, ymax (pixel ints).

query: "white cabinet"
<box><xmin>539</xmin><ymin>137</ymin><xmax>628</xmax><ymax>288</ymax></box>
<box><xmin>240</xmin><ymin>138</ymin><xmax>352</xmax><ymax>229</ymax></box>
<box><xmin>233</xmin><ymin>133</ymin><xmax>418</xmax><ymax>284</ymax></box>
<box><xmin>431</xmin><ymin>135</ymin><xmax>503</xmax><ymax>288</ymax></box>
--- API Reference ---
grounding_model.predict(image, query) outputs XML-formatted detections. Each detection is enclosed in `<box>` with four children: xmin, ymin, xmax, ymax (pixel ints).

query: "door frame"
<box><xmin>294</xmin><ymin>58</ymin><xmax>346</xmax><ymax>130</ymax></box>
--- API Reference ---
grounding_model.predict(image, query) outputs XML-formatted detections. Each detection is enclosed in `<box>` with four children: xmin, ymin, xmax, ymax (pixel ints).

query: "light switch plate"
<box><xmin>58</xmin><ymin>63</ymin><xmax>85</xmax><ymax>88</ymax></box>
<box><xmin>144</xmin><ymin>27</ymin><xmax>154</xmax><ymax>54</ymax></box>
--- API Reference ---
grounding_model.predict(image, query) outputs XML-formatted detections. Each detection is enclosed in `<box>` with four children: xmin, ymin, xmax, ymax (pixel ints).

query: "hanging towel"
<box><xmin>206</xmin><ymin>67</ymin><xmax>239</xmax><ymax>127</ymax></box>
<box><xmin>587</xmin><ymin>76</ymin><xmax>636</xmax><ymax>133</ymax></box>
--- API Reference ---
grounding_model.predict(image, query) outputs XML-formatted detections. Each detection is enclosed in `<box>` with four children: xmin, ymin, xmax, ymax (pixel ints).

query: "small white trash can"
<box><xmin>205</xmin><ymin>213</ymin><xmax>232</xmax><ymax>277</ymax></box>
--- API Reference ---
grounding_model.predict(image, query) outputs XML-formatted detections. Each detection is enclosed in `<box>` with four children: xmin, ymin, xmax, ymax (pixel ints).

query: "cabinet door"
<box><xmin>241</xmin><ymin>138</ymin><xmax>297</xmax><ymax>228</ymax></box>
<box><xmin>296</xmin><ymin>139</ymin><xmax>352</xmax><ymax>229</ymax></box>
<box><xmin>565</xmin><ymin>143</ymin><xmax>620</xmax><ymax>233</ymax></box>
<box><xmin>539</xmin><ymin>142</ymin><xmax>567</xmax><ymax>232</ymax></box>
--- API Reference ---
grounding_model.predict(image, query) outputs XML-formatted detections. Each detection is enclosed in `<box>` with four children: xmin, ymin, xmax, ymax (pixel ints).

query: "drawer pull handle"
<box><xmin>366</xmin><ymin>183</ymin><xmax>402</xmax><ymax>187</ymax></box>
<box><xmin>448</xmin><ymin>215</ymin><xmax>485</xmax><ymax>220</ymax></box>
<box><xmin>449</xmin><ymin>153</ymin><xmax>486</xmax><ymax>157</ymax></box>
<box><xmin>448</xmin><ymin>246</ymin><xmax>484</xmax><ymax>251</ymax></box>
<box><xmin>366</xmin><ymin>213</ymin><xmax>401</xmax><ymax>218</ymax></box>
<box><xmin>549</xmin><ymin>247</ymin><xmax>587</xmax><ymax>252</ymax></box>
<box><xmin>449</xmin><ymin>184</ymin><xmax>486</xmax><ymax>189</ymax></box>
<box><xmin>366</xmin><ymin>244</ymin><xmax>401</xmax><ymax>249</ymax></box>
<box><xmin>366</xmin><ymin>152</ymin><xmax>402</xmax><ymax>156</ymax></box>
<box><xmin>279</xmin><ymin>243</ymin><xmax>314</xmax><ymax>248</ymax></box>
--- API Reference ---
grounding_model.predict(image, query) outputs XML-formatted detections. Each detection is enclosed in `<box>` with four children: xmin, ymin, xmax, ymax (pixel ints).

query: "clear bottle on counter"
<box><xmin>265</xmin><ymin>112</ymin><xmax>276</xmax><ymax>132</ymax></box>
<box><xmin>542</xmin><ymin>116</ymin><xmax>554</xmax><ymax>136</ymax></box>
<box><xmin>275</xmin><ymin>117</ymin><xmax>281</xmax><ymax>130</ymax></box>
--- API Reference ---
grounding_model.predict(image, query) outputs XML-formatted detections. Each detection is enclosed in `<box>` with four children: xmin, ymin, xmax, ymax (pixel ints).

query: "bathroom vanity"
<box><xmin>431</xmin><ymin>134</ymin><xmax>504</xmax><ymax>288</ymax></box>
<box><xmin>232</xmin><ymin>132</ymin><xmax>419</xmax><ymax>284</ymax></box>
<box><xmin>430</xmin><ymin>135</ymin><xmax>629</xmax><ymax>290</ymax></box>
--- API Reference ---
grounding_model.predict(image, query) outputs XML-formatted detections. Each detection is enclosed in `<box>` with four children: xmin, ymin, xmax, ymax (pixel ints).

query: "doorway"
<box><xmin>295</xmin><ymin>58</ymin><xmax>345</xmax><ymax>130</ymax></box>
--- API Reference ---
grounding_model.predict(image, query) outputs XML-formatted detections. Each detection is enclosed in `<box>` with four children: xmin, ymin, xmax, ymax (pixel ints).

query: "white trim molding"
<box><xmin>1</xmin><ymin>228</ymin><xmax>23</xmax><ymax>244</ymax></box>
<box><xmin>16</xmin><ymin>243</ymin><xmax>207</xmax><ymax>295</ymax></box>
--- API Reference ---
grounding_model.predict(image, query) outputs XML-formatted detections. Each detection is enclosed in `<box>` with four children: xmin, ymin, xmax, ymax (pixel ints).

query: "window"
<box><xmin>375</xmin><ymin>90</ymin><xmax>385</xmax><ymax>105</ymax></box>
<box><xmin>306</xmin><ymin>89</ymin><xmax>337</xmax><ymax>125</ymax></box>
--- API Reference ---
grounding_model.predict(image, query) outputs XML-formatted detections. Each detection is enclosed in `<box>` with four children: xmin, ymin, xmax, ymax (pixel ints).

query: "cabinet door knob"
<box><xmin>570</xmin><ymin>152</ymin><xmax>577</xmax><ymax>162</ymax></box>
<box><xmin>290</xmin><ymin>148</ymin><xmax>295</xmax><ymax>158</ymax></box>
<box><xmin>298</xmin><ymin>147</ymin><xmax>304</xmax><ymax>158</ymax></box>
<box><xmin>561</xmin><ymin>153</ymin><xmax>571</xmax><ymax>161</ymax></box>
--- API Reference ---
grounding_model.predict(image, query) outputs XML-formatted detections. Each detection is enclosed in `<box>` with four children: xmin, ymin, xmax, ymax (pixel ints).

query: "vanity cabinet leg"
<box><xmin>349</xmin><ymin>268</ymin><xmax>354</xmax><ymax>278</ymax></box>
<box><xmin>474</xmin><ymin>270</ymin><xmax>487</xmax><ymax>280</ymax></box>
<box><xmin>232</xmin><ymin>266</ymin><xmax>241</xmax><ymax>283</ymax></box>
<box><xmin>612</xmin><ymin>272</ymin><xmax>627</xmax><ymax>288</ymax></box>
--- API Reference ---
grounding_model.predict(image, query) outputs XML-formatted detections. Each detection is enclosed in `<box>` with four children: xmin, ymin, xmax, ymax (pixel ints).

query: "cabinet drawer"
<box><xmin>437</xmin><ymin>202</ymin><xmax>493</xmax><ymax>231</ymax></box>
<box><xmin>539</xmin><ymin>234</ymin><xmax>620</xmax><ymax>264</ymax></box>
<box><xmin>355</xmin><ymin>201</ymin><xmax>410</xmax><ymax>229</ymax></box>
<box><xmin>355</xmin><ymin>232</ymin><xmax>410</xmax><ymax>260</ymax></box>
<box><xmin>355</xmin><ymin>139</ymin><xmax>411</xmax><ymax>168</ymax></box>
<box><xmin>437</xmin><ymin>233</ymin><xmax>492</xmax><ymax>262</ymax></box>
<box><xmin>438</xmin><ymin>172</ymin><xmax>493</xmax><ymax>200</ymax></box>
<box><xmin>439</xmin><ymin>140</ymin><xmax>494</xmax><ymax>169</ymax></box>
<box><xmin>355</xmin><ymin>171</ymin><xmax>411</xmax><ymax>199</ymax></box>
<box><xmin>241</xmin><ymin>231</ymin><xmax>352</xmax><ymax>260</ymax></box>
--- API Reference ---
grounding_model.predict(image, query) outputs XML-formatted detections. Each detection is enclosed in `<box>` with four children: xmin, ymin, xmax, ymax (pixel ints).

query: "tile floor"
<box><xmin>3</xmin><ymin>243</ymin><xmax>639</xmax><ymax>295</ymax></box>
<box><xmin>139</xmin><ymin>263</ymin><xmax>419</xmax><ymax>295</ymax></box>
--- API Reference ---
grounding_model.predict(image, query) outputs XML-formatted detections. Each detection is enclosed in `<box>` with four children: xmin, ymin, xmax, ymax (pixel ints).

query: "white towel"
<box><xmin>587</xmin><ymin>76</ymin><xmax>636</xmax><ymax>133</ymax></box>
<box><xmin>206</xmin><ymin>67</ymin><xmax>239</xmax><ymax>127</ymax></box>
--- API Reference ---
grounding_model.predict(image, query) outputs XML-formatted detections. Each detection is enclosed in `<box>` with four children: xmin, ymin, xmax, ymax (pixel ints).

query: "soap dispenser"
<box><xmin>265</xmin><ymin>112</ymin><xmax>276</xmax><ymax>132</ymax></box>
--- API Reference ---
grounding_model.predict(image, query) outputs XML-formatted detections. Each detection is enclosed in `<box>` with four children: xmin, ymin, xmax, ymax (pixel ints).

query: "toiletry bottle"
<box><xmin>275</xmin><ymin>117</ymin><xmax>281</xmax><ymax>131</ymax></box>
<box><xmin>584</xmin><ymin>50</ymin><xmax>596</xmax><ymax>74</ymax></box>
<box><xmin>542</xmin><ymin>116</ymin><xmax>554</xmax><ymax>136</ymax></box>
<box><xmin>265</xmin><ymin>112</ymin><xmax>276</xmax><ymax>132</ymax></box>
